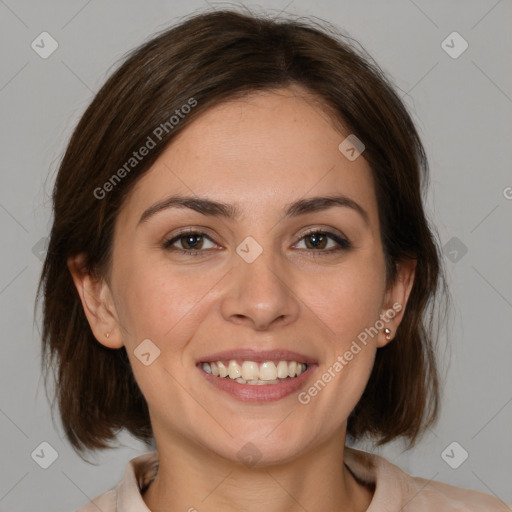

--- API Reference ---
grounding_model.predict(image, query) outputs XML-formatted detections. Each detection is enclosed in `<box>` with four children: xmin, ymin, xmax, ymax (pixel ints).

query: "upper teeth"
<box><xmin>201</xmin><ymin>360</ymin><xmax>307</xmax><ymax>381</ymax></box>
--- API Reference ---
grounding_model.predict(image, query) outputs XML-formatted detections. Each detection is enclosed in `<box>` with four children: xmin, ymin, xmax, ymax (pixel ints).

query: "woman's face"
<box><xmin>76</xmin><ymin>86</ymin><xmax>414</xmax><ymax>465</ymax></box>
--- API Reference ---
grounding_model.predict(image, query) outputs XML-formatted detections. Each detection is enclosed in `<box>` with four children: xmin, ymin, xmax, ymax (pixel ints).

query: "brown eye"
<box><xmin>304</xmin><ymin>232</ymin><xmax>329</xmax><ymax>249</ymax></box>
<box><xmin>294</xmin><ymin>230</ymin><xmax>351</xmax><ymax>253</ymax></box>
<box><xmin>162</xmin><ymin>230</ymin><xmax>217</xmax><ymax>255</ymax></box>
<box><xmin>178</xmin><ymin>233</ymin><xmax>205</xmax><ymax>250</ymax></box>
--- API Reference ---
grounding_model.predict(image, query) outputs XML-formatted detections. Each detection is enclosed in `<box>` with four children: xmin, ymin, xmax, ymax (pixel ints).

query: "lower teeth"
<box><xmin>232</xmin><ymin>376</ymin><xmax>294</xmax><ymax>385</ymax></box>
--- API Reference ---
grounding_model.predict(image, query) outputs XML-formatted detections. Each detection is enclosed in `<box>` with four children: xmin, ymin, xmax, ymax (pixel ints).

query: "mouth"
<box><xmin>195</xmin><ymin>349</ymin><xmax>318</xmax><ymax>402</ymax></box>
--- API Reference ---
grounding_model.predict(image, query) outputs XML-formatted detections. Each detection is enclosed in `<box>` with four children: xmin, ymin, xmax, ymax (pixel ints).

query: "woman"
<box><xmin>37</xmin><ymin>8</ymin><xmax>511</xmax><ymax>511</ymax></box>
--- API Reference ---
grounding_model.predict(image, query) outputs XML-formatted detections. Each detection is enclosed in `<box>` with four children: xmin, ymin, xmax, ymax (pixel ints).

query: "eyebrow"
<box><xmin>137</xmin><ymin>194</ymin><xmax>370</xmax><ymax>227</ymax></box>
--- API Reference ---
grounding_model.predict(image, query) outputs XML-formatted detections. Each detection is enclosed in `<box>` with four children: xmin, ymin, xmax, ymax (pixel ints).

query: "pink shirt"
<box><xmin>76</xmin><ymin>446</ymin><xmax>511</xmax><ymax>511</ymax></box>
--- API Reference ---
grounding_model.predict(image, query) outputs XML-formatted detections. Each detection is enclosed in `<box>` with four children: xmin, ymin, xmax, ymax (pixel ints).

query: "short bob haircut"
<box><xmin>37</xmin><ymin>7</ymin><xmax>449</xmax><ymax>456</ymax></box>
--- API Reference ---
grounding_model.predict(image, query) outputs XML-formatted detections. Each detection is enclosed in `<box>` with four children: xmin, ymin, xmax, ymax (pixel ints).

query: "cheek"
<box><xmin>112</xmin><ymin>255</ymin><xmax>221</xmax><ymax>351</ymax></box>
<box><xmin>301</xmin><ymin>260</ymin><xmax>386</xmax><ymax>342</ymax></box>
<box><xmin>113</xmin><ymin>267</ymin><xmax>204</xmax><ymax>405</ymax></box>
<box><xmin>117</xmin><ymin>274</ymin><xmax>190</xmax><ymax>339</ymax></box>
<box><xmin>311</xmin><ymin>256</ymin><xmax>385</xmax><ymax>414</ymax></box>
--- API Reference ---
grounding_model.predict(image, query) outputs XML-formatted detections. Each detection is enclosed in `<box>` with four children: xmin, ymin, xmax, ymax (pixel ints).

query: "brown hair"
<box><xmin>37</xmin><ymin>7</ymin><xmax>450</xmax><ymax>456</ymax></box>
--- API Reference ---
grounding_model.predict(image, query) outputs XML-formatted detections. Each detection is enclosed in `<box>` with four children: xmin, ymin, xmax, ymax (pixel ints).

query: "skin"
<box><xmin>69</xmin><ymin>85</ymin><xmax>416</xmax><ymax>512</ymax></box>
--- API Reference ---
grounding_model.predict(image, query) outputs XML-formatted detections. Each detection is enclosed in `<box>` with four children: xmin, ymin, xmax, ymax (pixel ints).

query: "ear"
<box><xmin>377</xmin><ymin>258</ymin><xmax>417</xmax><ymax>348</ymax></box>
<box><xmin>67</xmin><ymin>254</ymin><xmax>124</xmax><ymax>349</ymax></box>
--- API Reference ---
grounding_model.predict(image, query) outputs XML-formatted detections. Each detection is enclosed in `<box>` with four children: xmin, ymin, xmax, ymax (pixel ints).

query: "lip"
<box><xmin>197</xmin><ymin>362</ymin><xmax>318</xmax><ymax>402</ymax></box>
<box><xmin>196</xmin><ymin>348</ymin><xmax>318</xmax><ymax>365</ymax></box>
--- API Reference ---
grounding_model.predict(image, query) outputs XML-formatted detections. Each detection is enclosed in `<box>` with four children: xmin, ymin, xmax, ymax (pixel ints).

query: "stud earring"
<box><xmin>105</xmin><ymin>332</ymin><xmax>111</xmax><ymax>339</ymax></box>
<box><xmin>384</xmin><ymin>328</ymin><xmax>392</xmax><ymax>341</ymax></box>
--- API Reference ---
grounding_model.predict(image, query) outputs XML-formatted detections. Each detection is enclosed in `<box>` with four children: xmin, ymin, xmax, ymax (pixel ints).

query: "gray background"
<box><xmin>1</xmin><ymin>0</ymin><xmax>511</xmax><ymax>510</ymax></box>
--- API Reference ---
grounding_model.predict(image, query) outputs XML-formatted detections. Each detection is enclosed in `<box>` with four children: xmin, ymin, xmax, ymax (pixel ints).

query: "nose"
<box><xmin>220</xmin><ymin>245</ymin><xmax>301</xmax><ymax>331</ymax></box>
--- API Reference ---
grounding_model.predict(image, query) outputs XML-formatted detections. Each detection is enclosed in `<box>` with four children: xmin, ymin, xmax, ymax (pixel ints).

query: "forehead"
<box><xmin>118</xmin><ymin>87</ymin><xmax>379</xmax><ymax>228</ymax></box>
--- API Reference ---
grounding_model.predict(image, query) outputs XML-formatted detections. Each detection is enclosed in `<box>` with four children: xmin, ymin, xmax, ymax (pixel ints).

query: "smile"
<box><xmin>197</xmin><ymin>359</ymin><xmax>317</xmax><ymax>402</ymax></box>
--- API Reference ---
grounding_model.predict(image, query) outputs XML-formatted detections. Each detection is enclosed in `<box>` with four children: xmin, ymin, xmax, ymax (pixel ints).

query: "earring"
<box><xmin>105</xmin><ymin>332</ymin><xmax>111</xmax><ymax>339</ymax></box>
<box><xmin>384</xmin><ymin>328</ymin><xmax>392</xmax><ymax>341</ymax></box>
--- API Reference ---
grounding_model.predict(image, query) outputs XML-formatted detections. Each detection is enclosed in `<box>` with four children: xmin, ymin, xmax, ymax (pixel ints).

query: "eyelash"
<box><xmin>162</xmin><ymin>228</ymin><xmax>352</xmax><ymax>257</ymax></box>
